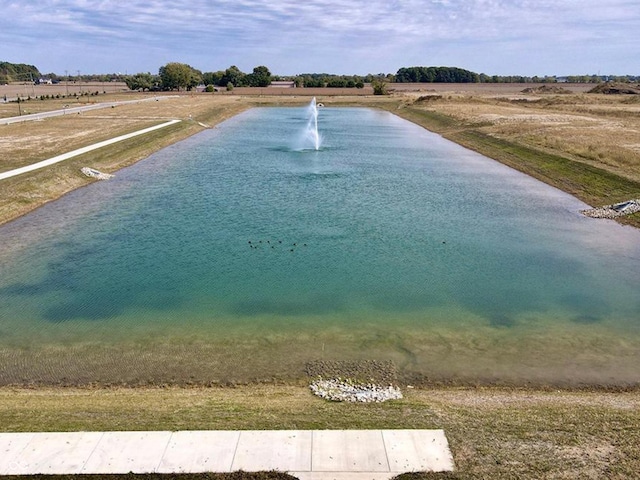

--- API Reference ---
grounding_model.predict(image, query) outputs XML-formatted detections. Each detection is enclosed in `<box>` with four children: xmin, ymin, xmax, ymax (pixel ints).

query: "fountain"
<box><xmin>304</xmin><ymin>97</ymin><xmax>321</xmax><ymax>150</ymax></box>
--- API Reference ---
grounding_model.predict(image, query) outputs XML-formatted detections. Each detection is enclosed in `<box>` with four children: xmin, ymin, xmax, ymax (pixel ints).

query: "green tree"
<box><xmin>203</xmin><ymin>71</ymin><xmax>225</xmax><ymax>86</ymax></box>
<box><xmin>159</xmin><ymin>62</ymin><xmax>202</xmax><ymax>90</ymax></box>
<box><xmin>395</xmin><ymin>66</ymin><xmax>479</xmax><ymax>83</ymax></box>
<box><xmin>327</xmin><ymin>77</ymin><xmax>347</xmax><ymax>88</ymax></box>
<box><xmin>220</xmin><ymin>66</ymin><xmax>246</xmax><ymax>87</ymax></box>
<box><xmin>0</xmin><ymin>61</ymin><xmax>41</xmax><ymax>83</ymax></box>
<box><xmin>246</xmin><ymin>65</ymin><xmax>272</xmax><ymax>87</ymax></box>
<box><xmin>300</xmin><ymin>75</ymin><xmax>325</xmax><ymax>88</ymax></box>
<box><xmin>124</xmin><ymin>72</ymin><xmax>157</xmax><ymax>91</ymax></box>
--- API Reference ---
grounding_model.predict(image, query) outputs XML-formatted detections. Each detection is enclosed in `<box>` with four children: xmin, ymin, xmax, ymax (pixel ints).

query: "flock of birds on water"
<box><xmin>248</xmin><ymin>239</ymin><xmax>308</xmax><ymax>252</ymax></box>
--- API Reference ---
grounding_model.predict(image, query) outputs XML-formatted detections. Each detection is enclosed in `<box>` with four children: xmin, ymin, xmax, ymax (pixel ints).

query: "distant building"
<box><xmin>270</xmin><ymin>81</ymin><xmax>295</xmax><ymax>88</ymax></box>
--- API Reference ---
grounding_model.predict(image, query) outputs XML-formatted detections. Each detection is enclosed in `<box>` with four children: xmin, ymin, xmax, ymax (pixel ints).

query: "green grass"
<box><xmin>387</xmin><ymin>105</ymin><xmax>640</xmax><ymax>228</ymax></box>
<box><xmin>1</xmin><ymin>386</ymin><xmax>639</xmax><ymax>479</ymax></box>
<box><xmin>450</xmin><ymin>129</ymin><xmax>640</xmax><ymax>205</ymax></box>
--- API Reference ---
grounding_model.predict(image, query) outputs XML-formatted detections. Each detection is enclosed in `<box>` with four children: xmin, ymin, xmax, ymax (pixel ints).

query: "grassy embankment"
<box><xmin>381</xmin><ymin>93</ymin><xmax>640</xmax><ymax>228</ymax></box>
<box><xmin>1</xmin><ymin>385</ymin><xmax>639</xmax><ymax>479</ymax></box>
<box><xmin>2</xmin><ymin>90</ymin><xmax>639</xmax><ymax>227</ymax></box>
<box><xmin>2</xmin><ymin>89</ymin><xmax>640</xmax><ymax>479</ymax></box>
<box><xmin>0</xmin><ymin>95</ymin><xmax>254</xmax><ymax>225</ymax></box>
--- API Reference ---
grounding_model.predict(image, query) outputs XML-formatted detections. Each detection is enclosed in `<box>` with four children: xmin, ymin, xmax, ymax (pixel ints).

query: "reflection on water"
<box><xmin>1</xmin><ymin>107</ymin><xmax>639</xmax><ymax>386</ymax></box>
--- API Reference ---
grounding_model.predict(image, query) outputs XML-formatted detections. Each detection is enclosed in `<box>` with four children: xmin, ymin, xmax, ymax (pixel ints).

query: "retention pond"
<box><xmin>1</xmin><ymin>106</ymin><xmax>639</xmax><ymax>386</ymax></box>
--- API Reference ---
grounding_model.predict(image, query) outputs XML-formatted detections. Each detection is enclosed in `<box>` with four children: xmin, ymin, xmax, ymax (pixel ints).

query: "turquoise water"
<box><xmin>1</xmin><ymin>107</ymin><xmax>640</xmax><ymax>385</ymax></box>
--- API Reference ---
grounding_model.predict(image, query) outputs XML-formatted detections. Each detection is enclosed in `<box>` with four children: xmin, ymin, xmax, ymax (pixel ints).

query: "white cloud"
<box><xmin>0</xmin><ymin>0</ymin><xmax>638</xmax><ymax>75</ymax></box>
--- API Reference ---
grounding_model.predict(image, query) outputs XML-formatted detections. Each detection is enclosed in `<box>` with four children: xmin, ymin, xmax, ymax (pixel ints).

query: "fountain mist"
<box><xmin>305</xmin><ymin>97</ymin><xmax>321</xmax><ymax>150</ymax></box>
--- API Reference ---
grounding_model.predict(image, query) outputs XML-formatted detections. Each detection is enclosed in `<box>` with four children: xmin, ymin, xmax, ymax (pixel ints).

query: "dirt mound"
<box><xmin>521</xmin><ymin>85</ymin><xmax>572</xmax><ymax>94</ymax></box>
<box><xmin>414</xmin><ymin>94</ymin><xmax>443</xmax><ymax>102</ymax></box>
<box><xmin>588</xmin><ymin>83</ymin><xmax>640</xmax><ymax>94</ymax></box>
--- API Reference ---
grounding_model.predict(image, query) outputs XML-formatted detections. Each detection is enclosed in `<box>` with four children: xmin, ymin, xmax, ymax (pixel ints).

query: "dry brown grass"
<box><xmin>1</xmin><ymin>385</ymin><xmax>638</xmax><ymax>479</ymax></box>
<box><xmin>0</xmin><ymin>94</ymin><xmax>252</xmax><ymax>225</ymax></box>
<box><xmin>2</xmin><ymin>86</ymin><xmax>639</xmax><ymax>226</ymax></box>
<box><xmin>398</xmin><ymin>92</ymin><xmax>640</xmax><ymax>185</ymax></box>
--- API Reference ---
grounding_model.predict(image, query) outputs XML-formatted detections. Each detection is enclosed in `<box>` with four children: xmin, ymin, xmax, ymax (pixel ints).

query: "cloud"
<box><xmin>0</xmin><ymin>0</ymin><xmax>638</xmax><ymax>75</ymax></box>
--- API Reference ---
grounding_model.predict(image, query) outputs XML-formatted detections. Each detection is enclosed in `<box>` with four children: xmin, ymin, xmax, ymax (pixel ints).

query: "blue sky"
<box><xmin>1</xmin><ymin>0</ymin><xmax>638</xmax><ymax>76</ymax></box>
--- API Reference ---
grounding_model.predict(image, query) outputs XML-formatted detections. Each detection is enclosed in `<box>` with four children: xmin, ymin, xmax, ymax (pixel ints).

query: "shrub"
<box><xmin>372</xmin><ymin>79</ymin><xmax>388</xmax><ymax>95</ymax></box>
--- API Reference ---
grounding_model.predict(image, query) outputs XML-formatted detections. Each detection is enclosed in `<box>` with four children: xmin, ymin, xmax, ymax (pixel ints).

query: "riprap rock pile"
<box><xmin>581</xmin><ymin>199</ymin><xmax>640</xmax><ymax>219</ymax></box>
<box><xmin>310</xmin><ymin>377</ymin><xmax>403</xmax><ymax>403</ymax></box>
<box><xmin>81</xmin><ymin>167</ymin><xmax>114</xmax><ymax>180</ymax></box>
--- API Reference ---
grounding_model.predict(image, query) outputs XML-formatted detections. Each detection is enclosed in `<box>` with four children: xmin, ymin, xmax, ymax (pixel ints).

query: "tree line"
<box><xmin>395</xmin><ymin>66</ymin><xmax>479</xmax><ymax>83</ymax></box>
<box><xmin>125</xmin><ymin>63</ymin><xmax>640</xmax><ymax>91</ymax></box>
<box><xmin>4</xmin><ymin>59</ymin><xmax>638</xmax><ymax>91</ymax></box>
<box><xmin>394</xmin><ymin>66</ymin><xmax>639</xmax><ymax>84</ymax></box>
<box><xmin>123</xmin><ymin>63</ymin><xmax>392</xmax><ymax>91</ymax></box>
<box><xmin>124</xmin><ymin>63</ymin><xmax>276</xmax><ymax>91</ymax></box>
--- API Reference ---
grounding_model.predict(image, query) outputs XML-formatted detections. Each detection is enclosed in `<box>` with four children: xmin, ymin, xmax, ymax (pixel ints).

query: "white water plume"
<box><xmin>304</xmin><ymin>97</ymin><xmax>321</xmax><ymax>150</ymax></box>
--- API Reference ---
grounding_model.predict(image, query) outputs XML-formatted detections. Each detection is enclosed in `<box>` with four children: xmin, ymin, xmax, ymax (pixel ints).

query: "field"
<box><xmin>1</xmin><ymin>84</ymin><xmax>640</xmax><ymax>479</ymax></box>
<box><xmin>1</xmin><ymin>81</ymin><xmax>129</xmax><ymax>100</ymax></box>
<box><xmin>1</xmin><ymin>83</ymin><xmax>639</xmax><ymax>227</ymax></box>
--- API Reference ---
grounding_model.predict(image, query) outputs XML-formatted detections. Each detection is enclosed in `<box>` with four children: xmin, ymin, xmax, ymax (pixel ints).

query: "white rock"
<box><xmin>309</xmin><ymin>378</ymin><xmax>403</xmax><ymax>403</ymax></box>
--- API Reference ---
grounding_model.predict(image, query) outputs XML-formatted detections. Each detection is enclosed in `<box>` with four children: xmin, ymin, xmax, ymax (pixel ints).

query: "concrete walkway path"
<box><xmin>0</xmin><ymin>429</ymin><xmax>454</xmax><ymax>479</ymax></box>
<box><xmin>0</xmin><ymin>96</ymin><xmax>179</xmax><ymax>125</ymax></box>
<box><xmin>0</xmin><ymin>119</ymin><xmax>180</xmax><ymax>181</ymax></box>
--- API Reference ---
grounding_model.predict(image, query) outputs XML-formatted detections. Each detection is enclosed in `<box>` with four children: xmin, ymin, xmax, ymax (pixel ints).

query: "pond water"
<box><xmin>1</xmin><ymin>106</ymin><xmax>639</xmax><ymax>386</ymax></box>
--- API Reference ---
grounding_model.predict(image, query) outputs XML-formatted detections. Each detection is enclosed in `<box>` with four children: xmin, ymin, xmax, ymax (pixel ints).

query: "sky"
<box><xmin>0</xmin><ymin>0</ymin><xmax>638</xmax><ymax>77</ymax></box>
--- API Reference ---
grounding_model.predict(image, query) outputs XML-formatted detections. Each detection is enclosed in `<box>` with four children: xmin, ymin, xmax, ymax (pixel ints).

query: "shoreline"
<box><xmin>2</xmin><ymin>92</ymin><xmax>639</xmax><ymax>478</ymax></box>
<box><xmin>1</xmin><ymin>384</ymin><xmax>638</xmax><ymax>479</ymax></box>
<box><xmin>1</xmin><ymin>90</ymin><xmax>639</xmax><ymax>228</ymax></box>
<box><xmin>1</xmin><ymin>90</ymin><xmax>639</xmax><ymax>392</ymax></box>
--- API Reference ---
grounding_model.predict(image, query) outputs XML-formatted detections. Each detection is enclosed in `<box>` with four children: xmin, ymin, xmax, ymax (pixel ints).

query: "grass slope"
<box><xmin>388</xmin><ymin>105</ymin><xmax>640</xmax><ymax>228</ymax></box>
<box><xmin>1</xmin><ymin>386</ymin><xmax>639</xmax><ymax>479</ymax></box>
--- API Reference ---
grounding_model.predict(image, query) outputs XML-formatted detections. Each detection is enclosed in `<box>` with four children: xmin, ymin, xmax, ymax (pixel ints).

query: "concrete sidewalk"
<box><xmin>0</xmin><ymin>96</ymin><xmax>179</xmax><ymax>125</ymax></box>
<box><xmin>0</xmin><ymin>119</ymin><xmax>180</xmax><ymax>181</ymax></box>
<box><xmin>0</xmin><ymin>429</ymin><xmax>454</xmax><ymax>479</ymax></box>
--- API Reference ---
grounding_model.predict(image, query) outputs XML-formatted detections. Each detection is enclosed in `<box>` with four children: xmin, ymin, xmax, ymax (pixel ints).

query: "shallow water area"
<box><xmin>1</xmin><ymin>106</ymin><xmax>640</xmax><ymax>386</ymax></box>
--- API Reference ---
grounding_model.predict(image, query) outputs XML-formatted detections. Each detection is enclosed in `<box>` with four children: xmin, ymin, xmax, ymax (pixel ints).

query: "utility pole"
<box><xmin>65</xmin><ymin>70</ymin><xmax>69</xmax><ymax>96</ymax></box>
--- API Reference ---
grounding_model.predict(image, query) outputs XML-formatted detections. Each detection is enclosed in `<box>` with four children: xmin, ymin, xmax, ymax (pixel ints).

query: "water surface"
<box><xmin>1</xmin><ymin>107</ymin><xmax>639</xmax><ymax>386</ymax></box>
